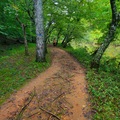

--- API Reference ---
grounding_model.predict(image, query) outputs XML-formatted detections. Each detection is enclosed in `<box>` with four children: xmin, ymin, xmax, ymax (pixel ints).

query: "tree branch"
<box><xmin>38</xmin><ymin>106</ymin><xmax>61</xmax><ymax>120</ymax></box>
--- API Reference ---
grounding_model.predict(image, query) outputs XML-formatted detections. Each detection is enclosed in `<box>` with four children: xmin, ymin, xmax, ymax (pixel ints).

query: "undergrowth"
<box><xmin>0</xmin><ymin>43</ymin><xmax>51</xmax><ymax>105</ymax></box>
<box><xmin>64</xmin><ymin>45</ymin><xmax>120</xmax><ymax>120</ymax></box>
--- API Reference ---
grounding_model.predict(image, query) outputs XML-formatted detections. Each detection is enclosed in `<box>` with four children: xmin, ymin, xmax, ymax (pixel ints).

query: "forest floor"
<box><xmin>0</xmin><ymin>47</ymin><xmax>91</xmax><ymax>120</ymax></box>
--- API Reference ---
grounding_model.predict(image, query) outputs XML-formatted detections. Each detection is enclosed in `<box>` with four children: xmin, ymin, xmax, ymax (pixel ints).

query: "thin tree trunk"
<box><xmin>62</xmin><ymin>27</ymin><xmax>75</xmax><ymax>48</ymax></box>
<box><xmin>61</xmin><ymin>25</ymin><xmax>70</xmax><ymax>45</ymax></box>
<box><xmin>34</xmin><ymin>0</ymin><xmax>46</xmax><ymax>62</ymax></box>
<box><xmin>44</xmin><ymin>19</ymin><xmax>54</xmax><ymax>53</ymax></box>
<box><xmin>56</xmin><ymin>29</ymin><xmax>62</xmax><ymax>45</ymax></box>
<box><xmin>61</xmin><ymin>35</ymin><xmax>67</xmax><ymax>45</ymax></box>
<box><xmin>63</xmin><ymin>35</ymin><xmax>68</xmax><ymax>48</ymax></box>
<box><xmin>22</xmin><ymin>24</ymin><xmax>29</xmax><ymax>56</ymax></box>
<box><xmin>91</xmin><ymin>0</ymin><xmax>120</xmax><ymax>69</ymax></box>
<box><xmin>16</xmin><ymin>16</ymin><xmax>29</xmax><ymax>56</ymax></box>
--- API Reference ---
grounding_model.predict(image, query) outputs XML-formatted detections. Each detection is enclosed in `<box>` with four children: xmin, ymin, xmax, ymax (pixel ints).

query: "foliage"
<box><xmin>0</xmin><ymin>0</ymin><xmax>35</xmax><ymax>42</ymax></box>
<box><xmin>87</xmin><ymin>68</ymin><xmax>120</xmax><ymax>120</ymax></box>
<box><xmin>0</xmin><ymin>43</ymin><xmax>51</xmax><ymax>105</ymax></box>
<box><xmin>1</xmin><ymin>0</ymin><xmax>119</xmax><ymax>46</ymax></box>
<box><xmin>0</xmin><ymin>0</ymin><xmax>120</xmax><ymax>119</ymax></box>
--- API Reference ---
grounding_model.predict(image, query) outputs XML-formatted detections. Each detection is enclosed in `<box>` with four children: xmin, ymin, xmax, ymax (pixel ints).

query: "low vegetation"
<box><xmin>64</xmin><ymin>44</ymin><xmax>120</xmax><ymax>120</ymax></box>
<box><xmin>0</xmin><ymin>43</ymin><xmax>51</xmax><ymax>105</ymax></box>
<box><xmin>0</xmin><ymin>41</ymin><xmax>119</xmax><ymax>119</ymax></box>
<box><xmin>0</xmin><ymin>0</ymin><xmax>120</xmax><ymax>119</ymax></box>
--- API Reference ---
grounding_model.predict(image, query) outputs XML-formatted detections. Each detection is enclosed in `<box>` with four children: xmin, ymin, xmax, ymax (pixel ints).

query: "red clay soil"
<box><xmin>0</xmin><ymin>47</ymin><xmax>91</xmax><ymax>120</ymax></box>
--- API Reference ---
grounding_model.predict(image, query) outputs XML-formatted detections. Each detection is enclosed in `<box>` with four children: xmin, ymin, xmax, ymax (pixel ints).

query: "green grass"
<box><xmin>63</xmin><ymin>44</ymin><xmax>120</xmax><ymax>120</ymax></box>
<box><xmin>0</xmin><ymin>43</ymin><xmax>51</xmax><ymax>105</ymax></box>
<box><xmin>87</xmin><ymin>70</ymin><xmax>120</xmax><ymax>120</ymax></box>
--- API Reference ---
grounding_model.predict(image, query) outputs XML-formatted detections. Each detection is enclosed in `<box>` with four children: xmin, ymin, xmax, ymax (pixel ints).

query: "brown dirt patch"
<box><xmin>0</xmin><ymin>47</ymin><xmax>91</xmax><ymax>120</ymax></box>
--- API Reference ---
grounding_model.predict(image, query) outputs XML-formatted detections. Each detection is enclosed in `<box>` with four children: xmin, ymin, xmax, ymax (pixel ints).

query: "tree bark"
<box><xmin>16</xmin><ymin>16</ymin><xmax>29</xmax><ymax>56</ymax></box>
<box><xmin>34</xmin><ymin>0</ymin><xmax>46</xmax><ymax>62</ymax></box>
<box><xmin>91</xmin><ymin>0</ymin><xmax>120</xmax><ymax>69</ymax></box>
<box><xmin>21</xmin><ymin>24</ymin><xmax>29</xmax><ymax>56</ymax></box>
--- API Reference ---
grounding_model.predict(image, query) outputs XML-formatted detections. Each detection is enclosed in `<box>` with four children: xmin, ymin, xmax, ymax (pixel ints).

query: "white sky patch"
<box><xmin>54</xmin><ymin>2</ymin><xmax>58</xmax><ymax>5</ymax></box>
<box><xmin>47</xmin><ymin>14</ymin><xmax>51</xmax><ymax>16</ymax></box>
<box><xmin>86</xmin><ymin>0</ymin><xmax>93</xmax><ymax>2</ymax></box>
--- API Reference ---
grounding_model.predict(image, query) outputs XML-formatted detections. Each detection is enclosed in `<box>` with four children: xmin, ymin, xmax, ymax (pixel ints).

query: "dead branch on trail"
<box><xmin>15</xmin><ymin>88</ymin><xmax>36</xmax><ymax>120</ymax></box>
<box><xmin>48</xmin><ymin>115</ymin><xmax>52</xmax><ymax>120</ymax></box>
<box><xmin>52</xmin><ymin>92</ymin><xmax>65</xmax><ymax>103</ymax></box>
<box><xmin>35</xmin><ymin>91</ymin><xmax>61</xmax><ymax>120</ymax></box>
<box><xmin>15</xmin><ymin>95</ymin><xmax>35</xmax><ymax>120</ymax></box>
<box><xmin>27</xmin><ymin>111</ymin><xmax>40</xmax><ymax>118</ymax></box>
<box><xmin>38</xmin><ymin>105</ymin><xmax>61</xmax><ymax>120</ymax></box>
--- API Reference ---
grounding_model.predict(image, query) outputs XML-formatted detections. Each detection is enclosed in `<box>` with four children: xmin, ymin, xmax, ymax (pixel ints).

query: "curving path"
<box><xmin>0</xmin><ymin>47</ymin><xmax>91</xmax><ymax>120</ymax></box>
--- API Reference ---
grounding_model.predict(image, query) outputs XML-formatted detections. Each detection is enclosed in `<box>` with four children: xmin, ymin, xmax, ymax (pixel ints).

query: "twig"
<box><xmin>48</xmin><ymin>115</ymin><xmax>52</xmax><ymax>120</ymax></box>
<box><xmin>27</xmin><ymin>111</ymin><xmax>40</xmax><ymax>118</ymax></box>
<box><xmin>15</xmin><ymin>95</ymin><xmax>34</xmax><ymax>120</ymax></box>
<box><xmin>57</xmin><ymin>74</ymin><xmax>70</xmax><ymax>83</ymax></box>
<box><xmin>38</xmin><ymin>106</ymin><xmax>61</xmax><ymax>120</ymax></box>
<box><xmin>62</xmin><ymin>98</ymin><xmax>73</xmax><ymax>108</ymax></box>
<box><xmin>52</xmin><ymin>92</ymin><xmax>65</xmax><ymax>103</ymax></box>
<box><xmin>15</xmin><ymin>88</ymin><xmax>36</xmax><ymax>120</ymax></box>
<box><xmin>35</xmin><ymin>91</ymin><xmax>61</xmax><ymax>120</ymax></box>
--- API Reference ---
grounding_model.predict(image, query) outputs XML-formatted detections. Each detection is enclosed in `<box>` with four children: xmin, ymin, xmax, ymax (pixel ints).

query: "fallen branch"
<box><xmin>38</xmin><ymin>106</ymin><xmax>61</xmax><ymax>120</ymax></box>
<box><xmin>52</xmin><ymin>92</ymin><xmax>65</xmax><ymax>103</ymax></box>
<box><xmin>35</xmin><ymin>91</ymin><xmax>61</xmax><ymax>120</ymax></box>
<box><xmin>15</xmin><ymin>95</ymin><xmax>34</xmax><ymax>120</ymax></box>
<box><xmin>27</xmin><ymin>111</ymin><xmax>40</xmax><ymax>118</ymax></box>
<box><xmin>56</xmin><ymin>74</ymin><xmax>71</xmax><ymax>83</ymax></box>
<box><xmin>62</xmin><ymin>98</ymin><xmax>73</xmax><ymax>108</ymax></box>
<box><xmin>15</xmin><ymin>88</ymin><xmax>36</xmax><ymax>120</ymax></box>
<box><xmin>48</xmin><ymin>115</ymin><xmax>52</xmax><ymax>120</ymax></box>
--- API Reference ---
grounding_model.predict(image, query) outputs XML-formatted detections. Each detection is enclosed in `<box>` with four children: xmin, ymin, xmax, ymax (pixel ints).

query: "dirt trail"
<box><xmin>0</xmin><ymin>47</ymin><xmax>91</xmax><ymax>120</ymax></box>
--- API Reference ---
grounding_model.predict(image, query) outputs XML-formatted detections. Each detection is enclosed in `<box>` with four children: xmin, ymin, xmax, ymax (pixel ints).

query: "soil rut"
<box><xmin>0</xmin><ymin>47</ymin><xmax>91</xmax><ymax>120</ymax></box>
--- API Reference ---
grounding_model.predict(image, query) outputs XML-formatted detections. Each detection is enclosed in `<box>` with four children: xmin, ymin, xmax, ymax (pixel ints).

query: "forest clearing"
<box><xmin>0</xmin><ymin>0</ymin><xmax>120</xmax><ymax>120</ymax></box>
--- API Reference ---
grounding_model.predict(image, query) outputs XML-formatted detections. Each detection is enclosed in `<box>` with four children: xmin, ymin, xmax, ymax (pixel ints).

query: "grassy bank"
<box><xmin>64</xmin><ymin>45</ymin><xmax>120</xmax><ymax>120</ymax></box>
<box><xmin>0</xmin><ymin>43</ymin><xmax>51</xmax><ymax>105</ymax></box>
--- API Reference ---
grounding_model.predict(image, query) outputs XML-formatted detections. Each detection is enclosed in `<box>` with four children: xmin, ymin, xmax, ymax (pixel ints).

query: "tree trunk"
<box><xmin>63</xmin><ymin>36</ymin><xmax>68</xmax><ymax>48</ymax></box>
<box><xmin>22</xmin><ymin>24</ymin><xmax>29</xmax><ymax>56</ymax></box>
<box><xmin>56</xmin><ymin>29</ymin><xmax>61</xmax><ymax>45</ymax></box>
<box><xmin>44</xmin><ymin>19</ymin><xmax>54</xmax><ymax>53</ymax></box>
<box><xmin>34</xmin><ymin>0</ymin><xmax>46</xmax><ymax>62</ymax></box>
<box><xmin>61</xmin><ymin>35</ymin><xmax>67</xmax><ymax>45</ymax></box>
<box><xmin>16</xmin><ymin>16</ymin><xmax>29</xmax><ymax>56</ymax></box>
<box><xmin>62</xmin><ymin>27</ymin><xmax>75</xmax><ymax>48</ymax></box>
<box><xmin>91</xmin><ymin>0</ymin><xmax>120</xmax><ymax>69</ymax></box>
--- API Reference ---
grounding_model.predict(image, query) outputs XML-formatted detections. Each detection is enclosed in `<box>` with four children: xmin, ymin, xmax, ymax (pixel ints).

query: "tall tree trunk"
<box><xmin>34</xmin><ymin>0</ymin><xmax>46</xmax><ymax>62</ymax></box>
<box><xmin>91</xmin><ymin>0</ymin><xmax>120</xmax><ymax>69</ymax></box>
